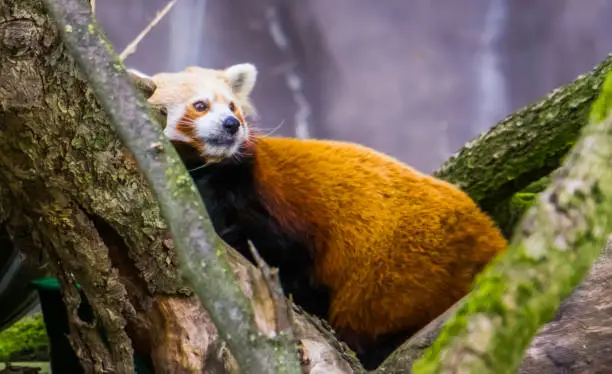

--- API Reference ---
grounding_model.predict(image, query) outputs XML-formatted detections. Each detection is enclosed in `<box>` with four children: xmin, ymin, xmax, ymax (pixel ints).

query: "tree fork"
<box><xmin>410</xmin><ymin>72</ymin><xmax>612</xmax><ymax>373</ymax></box>
<box><xmin>377</xmin><ymin>57</ymin><xmax>612</xmax><ymax>373</ymax></box>
<box><xmin>43</xmin><ymin>0</ymin><xmax>303</xmax><ymax>373</ymax></box>
<box><xmin>3</xmin><ymin>0</ymin><xmax>612</xmax><ymax>373</ymax></box>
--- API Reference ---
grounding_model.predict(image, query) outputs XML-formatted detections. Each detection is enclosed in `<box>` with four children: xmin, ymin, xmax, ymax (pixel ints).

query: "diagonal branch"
<box><xmin>411</xmin><ymin>72</ymin><xmax>612</xmax><ymax>373</ymax></box>
<box><xmin>376</xmin><ymin>54</ymin><xmax>612</xmax><ymax>374</ymax></box>
<box><xmin>42</xmin><ymin>1</ymin><xmax>302</xmax><ymax>373</ymax></box>
<box><xmin>435</xmin><ymin>54</ymin><xmax>612</xmax><ymax>215</ymax></box>
<box><xmin>119</xmin><ymin>0</ymin><xmax>178</xmax><ymax>61</ymax></box>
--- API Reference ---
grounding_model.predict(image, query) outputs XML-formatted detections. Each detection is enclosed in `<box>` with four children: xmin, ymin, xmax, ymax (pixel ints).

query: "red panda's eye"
<box><xmin>229</xmin><ymin>102</ymin><xmax>236</xmax><ymax>112</ymax></box>
<box><xmin>193</xmin><ymin>100</ymin><xmax>209</xmax><ymax>112</ymax></box>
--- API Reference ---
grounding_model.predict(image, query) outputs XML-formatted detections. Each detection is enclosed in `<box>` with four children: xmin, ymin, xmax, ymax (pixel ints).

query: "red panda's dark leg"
<box><xmin>336</xmin><ymin>326</ymin><xmax>416</xmax><ymax>370</ymax></box>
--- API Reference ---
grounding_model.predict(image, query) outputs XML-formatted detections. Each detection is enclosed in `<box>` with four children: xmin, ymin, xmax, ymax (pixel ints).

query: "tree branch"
<box><xmin>376</xmin><ymin>55</ymin><xmax>612</xmax><ymax>374</ymax></box>
<box><xmin>411</xmin><ymin>72</ymin><xmax>612</xmax><ymax>373</ymax></box>
<box><xmin>13</xmin><ymin>1</ymin><xmax>612</xmax><ymax>372</ymax></box>
<box><xmin>42</xmin><ymin>1</ymin><xmax>302</xmax><ymax>373</ymax></box>
<box><xmin>435</xmin><ymin>54</ymin><xmax>612</xmax><ymax>216</ymax></box>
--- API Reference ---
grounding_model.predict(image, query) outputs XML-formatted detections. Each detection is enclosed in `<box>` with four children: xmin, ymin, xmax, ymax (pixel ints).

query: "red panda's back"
<box><xmin>250</xmin><ymin>136</ymin><xmax>506</xmax><ymax>345</ymax></box>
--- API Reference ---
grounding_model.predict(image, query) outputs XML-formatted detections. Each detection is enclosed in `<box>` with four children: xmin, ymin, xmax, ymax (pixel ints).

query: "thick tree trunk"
<box><xmin>1</xmin><ymin>0</ymin><xmax>204</xmax><ymax>372</ymax></box>
<box><xmin>0</xmin><ymin>1</ymin><xmax>361</xmax><ymax>373</ymax></box>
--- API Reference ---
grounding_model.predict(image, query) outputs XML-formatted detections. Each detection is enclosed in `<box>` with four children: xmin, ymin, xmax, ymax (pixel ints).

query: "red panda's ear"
<box><xmin>224</xmin><ymin>63</ymin><xmax>257</xmax><ymax>98</ymax></box>
<box><xmin>127</xmin><ymin>68</ymin><xmax>157</xmax><ymax>99</ymax></box>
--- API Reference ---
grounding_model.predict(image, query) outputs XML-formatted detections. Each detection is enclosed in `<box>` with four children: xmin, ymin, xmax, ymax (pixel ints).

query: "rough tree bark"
<box><xmin>2</xmin><ymin>0</ymin><xmax>202</xmax><ymax>371</ymax></box>
<box><xmin>411</xmin><ymin>71</ymin><xmax>612</xmax><ymax>373</ymax></box>
<box><xmin>3</xmin><ymin>0</ymin><xmax>612</xmax><ymax>373</ymax></box>
<box><xmin>46</xmin><ymin>0</ymin><xmax>303</xmax><ymax>373</ymax></box>
<box><xmin>435</xmin><ymin>53</ymin><xmax>612</xmax><ymax>236</ymax></box>
<box><xmin>380</xmin><ymin>60</ymin><xmax>612</xmax><ymax>373</ymax></box>
<box><xmin>0</xmin><ymin>1</ymin><xmax>360</xmax><ymax>372</ymax></box>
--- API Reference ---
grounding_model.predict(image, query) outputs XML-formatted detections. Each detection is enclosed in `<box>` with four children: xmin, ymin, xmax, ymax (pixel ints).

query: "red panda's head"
<box><xmin>128</xmin><ymin>63</ymin><xmax>258</xmax><ymax>163</ymax></box>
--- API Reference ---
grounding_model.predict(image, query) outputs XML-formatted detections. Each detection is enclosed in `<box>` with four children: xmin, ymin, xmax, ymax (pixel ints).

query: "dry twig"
<box><xmin>119</xmin><ymin>0</ymin><xmax>178</xmax><ymax>61</ymax></box>
<box><xmin>247</xmin><ymin>240</ymin><xmax>295</xmax><ymax>334</ymax></box>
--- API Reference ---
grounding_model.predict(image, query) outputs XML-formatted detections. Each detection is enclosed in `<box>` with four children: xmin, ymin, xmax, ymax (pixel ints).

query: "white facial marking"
<box><xmin>194</xmin><ymin>101</ymin><xmax>233</xmax><ymax>139</ymax></box>
<box><xmin>164</xmin><ymin>103</ymin><xmax>190</xmax><ymax>142</ymax></box>
<box><xmin>194</xmin><ymin>96</ymin><xmax>249</xmax><ymax>158</ymax></box>
<box><xmin>163</xmin><ymin>87</ymin><xmax>249</xmax><ymax>158</ymax></box>
<box><xmin>144</xmin><ymin>64</ymin><xmax>258</xmax><ymax>161</ymax></box>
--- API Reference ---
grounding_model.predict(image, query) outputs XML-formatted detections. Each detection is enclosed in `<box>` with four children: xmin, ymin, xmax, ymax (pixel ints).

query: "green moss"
<box><xmin>436</xmin><ymin>55</ymin><xmax>612</xmax><ymax>214</ymax></box>
<box><xmin>490</xmin><ymin>175</ymin><xmax>551</xmax><ymax>238</ymax></box>
<box><xmin>521</xmin><ymin>175</ymin><xmax>551</xmax><ymax>194</ymax></box>
<box><xmin>411</xmin><ymin>236</ymin><xmax>591</xmax><ymax>374</ymax></box>
<box><xmin>0</xmin><ymin>314</ymin><xmax>49</xmax><ymax>362</ymax></box>
<box><xmin>412</xmin><ymin>103</ymin><xmax>612</xmax><ymax>373</ymax></box>
<box><xmin>590</xmin><ymin>71</ymin><xmax>612</xmax><ymax>123</ymax></box>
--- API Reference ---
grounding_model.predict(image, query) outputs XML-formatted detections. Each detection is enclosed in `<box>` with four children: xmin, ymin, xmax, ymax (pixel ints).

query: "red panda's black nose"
<box><xmin>222</xmin><ymin>116</ymin><xmax>240</xmax><ymax>135</ymax></box>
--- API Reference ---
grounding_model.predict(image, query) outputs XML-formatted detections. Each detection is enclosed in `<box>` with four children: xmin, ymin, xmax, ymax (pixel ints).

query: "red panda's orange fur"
<box><xmin>247</xmin><ymin>136</ymin><xmax>507</xmax><ymax>341</ymax></box>
<box><xmin>132</xmin><ymin>64</ymin><xmax>508</xmax><ymax>368</ymax></box>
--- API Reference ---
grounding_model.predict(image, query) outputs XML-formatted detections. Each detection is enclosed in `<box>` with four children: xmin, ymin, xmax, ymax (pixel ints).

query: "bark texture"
<box><xmin>3</xmin><ymin>0</ymin><xmax>612</xmax><ymax>373</ymax></box>
<box><xmin>406</xmin><ymin>73</ymin><xmax>612</xmax><ymax>373</ymax></box>
<box><xmin>1</xmin><ymin>0</ymin><xmax>199</xmax><ymax>372</ymax></box>
<box><xmin>519</xmin><ymin>241</ymin><xmax>612</xmax><ymax>373</ymax></box>
<box><xmin>45</xmin><ymin>0</ymin><xmax>303</xmax><ymax>372</ymax></box>
<box><xmin>435</xmin><ymin>54</ymin><xmax>612</xmax><ymax>220</ymax></box>
<box><xmin>377</xmin><ymin>65</ymin><xmax>612</xmax><ymax>373</ymax></box>
<box><xmin>0</xmin><ymin>1</ymin><xmax>362</xmax><ymax>373</ymax></box>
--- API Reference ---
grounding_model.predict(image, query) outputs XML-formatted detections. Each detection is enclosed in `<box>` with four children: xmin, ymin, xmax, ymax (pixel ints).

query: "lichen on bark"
<box><xmin>0</xmin><ymin>0</ymin><xmax>205</xmax><ymax>372</ymax></box>
<box><xmin>435</xmin><ymin>54</ymin><xmax>612</xmax><ymax>217</ymax></box>
<box><xmin>44</xmin><ymin>0</ymin><xmax>304</xmax><ymax>373</ymax></box>
<box><xmin>4</xmin><ymin>0</ymin><xmax>612</xmax><ymax>373</ymax></box>
<box><xmin>411</xmin><ymin>71</ymin><xmax>612</xmax><ymax>374</ymax></box>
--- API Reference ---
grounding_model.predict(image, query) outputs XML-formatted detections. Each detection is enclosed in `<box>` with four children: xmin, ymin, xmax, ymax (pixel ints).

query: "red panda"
<box><xmin>128</xmin><ymin>64</ymin><xmax>508</xmax><ymax>369</ymax></box>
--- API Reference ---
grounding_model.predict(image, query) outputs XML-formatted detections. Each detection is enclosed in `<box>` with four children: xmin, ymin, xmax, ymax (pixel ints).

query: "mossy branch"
<box><xmin>435</xmin><ymin>54</ymin><xmax>612</xmax><ymax>217</ymax></box>
<box><xmin>42</xmin><ymin>1</ymin><xmax>302</xmax><ymax>373</ymax></box>
<box><xmin>411</xmin><ymin>72</ymin><xmax>612</xmax><ymax>373</ymax></box>
<box><xmin>377</xmin><ymin>56</ymin><xmax>612</xmax><ymax>374</ymax></box>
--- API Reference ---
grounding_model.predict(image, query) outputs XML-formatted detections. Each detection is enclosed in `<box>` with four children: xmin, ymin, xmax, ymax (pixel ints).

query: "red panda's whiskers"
<box><xmin>234</xmin><ymin>146</ymin><xmax>254</xmax><ymax>160</ymax></box>
<box><xmin>187</xmin><ymin>163</ymin><xmax>209</xmax><ymax>173</ymax></box>
<box><xmin>250</xmin><ymin>120</ymin><xmax>286</xmax><ymax>138</ymax></box>
<box><xmin>249</xmin><ymin>133</ymin><xmax>264</xmax><ymax>144</ymax></box>
<box><xmin>231</xmin><ymin>153</ymin><xmax>243</xmax><ymax>164</ymax></box>
<box><xmin>233</xmin><ymin>148</ymin><xmax>252</xmax><ymax>160</ymax></box>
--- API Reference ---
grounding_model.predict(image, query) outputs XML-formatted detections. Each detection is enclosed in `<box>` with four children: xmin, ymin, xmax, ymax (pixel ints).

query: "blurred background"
<box><xmin>2</xmin><ymin>2</ymin><xmax>612</xmax><ymax>370</ymax></box>
<box><xmin>97</xmin><ymin>0</ymin><xmax>612</xmax><ymax>173</ymax></box>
